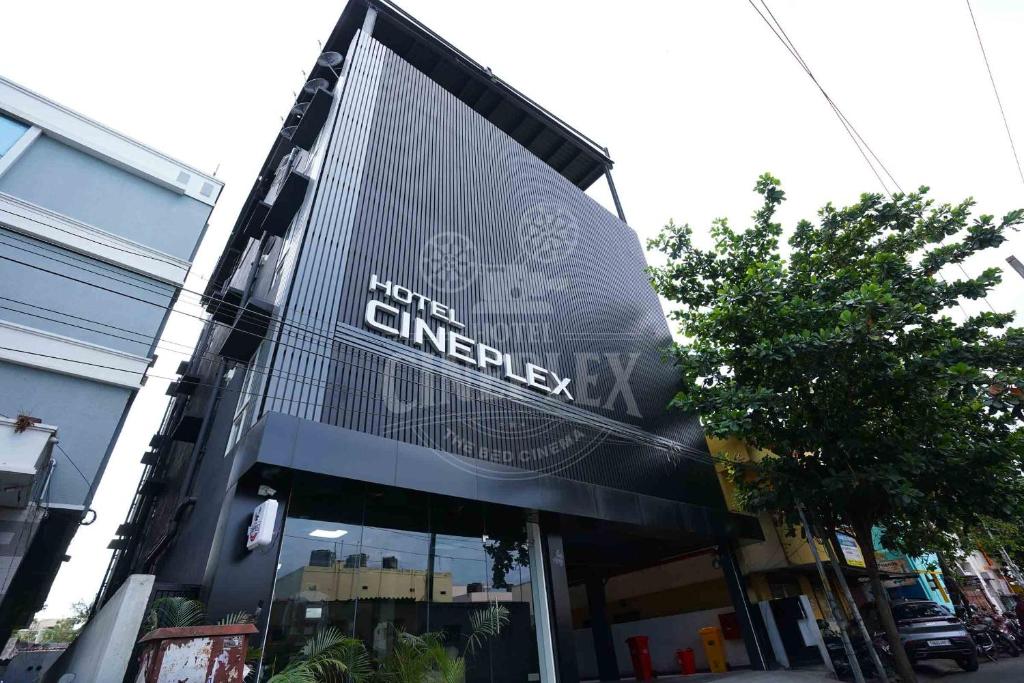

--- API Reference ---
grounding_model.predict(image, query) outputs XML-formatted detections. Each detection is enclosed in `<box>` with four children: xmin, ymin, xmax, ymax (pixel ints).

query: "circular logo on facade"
<box><xmin>518</xmin><ymin>202</ymin><xmax>578</xmax><ymax>264</ymax></box>
<box><xmin>419</xmin><ymin>231</ymin><xmax>479</xmax><ymax>293</ymax></box>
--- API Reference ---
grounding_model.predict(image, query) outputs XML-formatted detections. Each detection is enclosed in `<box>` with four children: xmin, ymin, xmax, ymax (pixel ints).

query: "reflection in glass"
<box><xmin>262</xmin><ymin>479</ymin><xmax>540</xmax><ymax>682</ymax></box>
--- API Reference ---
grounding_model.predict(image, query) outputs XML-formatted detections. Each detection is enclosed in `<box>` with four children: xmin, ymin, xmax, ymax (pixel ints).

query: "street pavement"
<box><xmin>640</xmin><ymin>657</ymin><xmax>1024</xmax><ymax>681</ymax></box>
<box><xmin>605</xmin><ymin>658</ymin><xmax>1024</xmax><ymax>682</ymax></box>
<box><xmin>916</xmin><ymin>656</ymin><xmax>1024</xmax><ymax>681</ymax></box>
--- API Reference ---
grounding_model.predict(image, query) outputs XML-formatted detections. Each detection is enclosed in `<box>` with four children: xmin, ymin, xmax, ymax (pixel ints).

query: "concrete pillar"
<box><xmin>541</xmin><ymin>513</ymin><xmax>579</xmax><ymax>683</ymax></box>
<box><xmin>718</xmin><ymin>542</ymin><xmax>772</xmax><ymax>671</ymax></box>
<box><xmin>585</xmin><ymin>575</ymin><xmax>619</xmax><ymax>681</ymax></box>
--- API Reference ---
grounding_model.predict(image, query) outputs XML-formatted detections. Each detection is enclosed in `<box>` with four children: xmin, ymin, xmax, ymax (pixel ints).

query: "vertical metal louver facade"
<box><xmin>257</xmin><ymin>30</ymin><xmax>717</xmax><ymax>506</ymax></box>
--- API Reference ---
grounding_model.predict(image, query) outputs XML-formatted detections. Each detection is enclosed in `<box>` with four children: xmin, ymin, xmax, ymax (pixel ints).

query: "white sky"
<box><xmin>1</xmin><ymin>0</ymin><xmax>1020</xmax><ymax>619</ymax></box>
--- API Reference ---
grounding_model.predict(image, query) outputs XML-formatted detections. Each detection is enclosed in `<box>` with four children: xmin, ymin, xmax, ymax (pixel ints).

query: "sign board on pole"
<box><xmin>246</xmin><ymin>499</ymin><xmax>278</xmax><ymax>550</ymax></box>
<box><xmin>836</xmin><ymin>532</ymin><xmax>866</xmax><ymax>568</ymax></box>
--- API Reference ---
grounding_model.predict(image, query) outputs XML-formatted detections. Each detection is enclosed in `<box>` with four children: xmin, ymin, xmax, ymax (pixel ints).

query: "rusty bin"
<box><xmin>137</xmin><ymin>623</ymin><xmax>259</xmax><ymax>682</ymax></box>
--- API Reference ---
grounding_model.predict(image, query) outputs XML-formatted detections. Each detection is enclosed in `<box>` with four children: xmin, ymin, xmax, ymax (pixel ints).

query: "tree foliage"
<box><xmin>648</xmin><ymin>174</ymin><xmax>1024</xmax><ymax>680</ymax></box>
<box><xmin>38</xmin><ymin>600</ymin><xmax>89</xmax><ymax>644</ymax></box>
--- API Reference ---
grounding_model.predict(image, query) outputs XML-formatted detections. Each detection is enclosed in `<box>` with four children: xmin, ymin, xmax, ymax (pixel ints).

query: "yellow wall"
<box><xmin>567</xmin><ymin>551</ymin><xmax>734</xmax><ymax>628</ymax></box>
<box><xmin>281</xmin><ymin>566</ymin><xmax>454</xmax><ymax>603</ymax></box>
<box><xmin>707</xmin><ymin>435</ymin><xmax>865</xmax><ymax>626</ymax></box>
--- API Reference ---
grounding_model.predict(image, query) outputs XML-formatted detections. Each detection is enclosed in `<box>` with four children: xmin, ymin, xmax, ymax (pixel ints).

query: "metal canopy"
<box><xmin>321</xmin><ymin>0</ymin><xmax>612</xmax><ymax>190</ymax></box>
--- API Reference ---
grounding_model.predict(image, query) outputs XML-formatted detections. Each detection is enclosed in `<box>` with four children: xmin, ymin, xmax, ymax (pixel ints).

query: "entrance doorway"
<box><xmin>262</xmin><ymin>475</ymin><xmax>542</xmax><ymax>683</ymax></box>
<box><xmin>560</xmin><ymin>517</ymin><xmax>749</xmax><ymax>679</ymax></box>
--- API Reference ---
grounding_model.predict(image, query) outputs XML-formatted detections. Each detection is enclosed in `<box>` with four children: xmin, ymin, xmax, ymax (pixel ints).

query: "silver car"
<box><xmin>891</xmin><ymin>600</ymin><xmax>977</xmax><ymax>671</ymax></box>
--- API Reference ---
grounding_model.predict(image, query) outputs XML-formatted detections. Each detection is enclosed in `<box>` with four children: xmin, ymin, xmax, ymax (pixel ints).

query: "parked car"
<box><xmin>891</xmin><ymin>599</ymin><xmax>978</xmax><ymax>671</ymax></box>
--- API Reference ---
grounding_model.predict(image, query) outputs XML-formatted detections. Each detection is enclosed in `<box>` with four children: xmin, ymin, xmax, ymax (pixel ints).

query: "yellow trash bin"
<box><xmin>698</xmin><ymin>626</ymin><xmax>728</xmax><ymax>673</ymax></box>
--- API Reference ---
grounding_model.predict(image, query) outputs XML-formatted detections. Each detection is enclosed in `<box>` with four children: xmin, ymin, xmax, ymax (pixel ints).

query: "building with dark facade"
<box><xmin>0</xmin><ymin>76</ymin><xmax>220</xmax><ymax>645</ymax></box>
<box><xmin>102</xmin><ymin>2</ymin><xmax>768</xmax><ymax>679</ymax></box>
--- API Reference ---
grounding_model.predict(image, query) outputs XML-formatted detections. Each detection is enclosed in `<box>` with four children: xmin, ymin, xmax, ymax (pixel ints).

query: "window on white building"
<box><xmin>0</xmin><ymin>113</ymin><xmax>28</xmax><ymax>157</ymax></box>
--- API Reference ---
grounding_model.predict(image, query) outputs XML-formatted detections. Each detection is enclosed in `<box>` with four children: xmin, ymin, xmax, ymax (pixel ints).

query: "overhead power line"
<box><xmin>746</xmin><ymin>0</ymin><xmax>903</xmax><ymax>197</ymax></box>
<box><xmin>0</xmin><ymin>343</ymin><xmax>718</xmax><ymax>465</ymax></box>
<box><xmin>965</xmin><ymin>0</ymin><xmax>1024</xmax><ymax>188</ymax></box>
<box><xmin>0</xmin><ymin>247</ymin><xmax>707</xmax><ymax>460</ymax></box>
<box><xmin>747</xmin><ymin>0</ymin><xmax>1006</xmax><ymax>317</ymax></box>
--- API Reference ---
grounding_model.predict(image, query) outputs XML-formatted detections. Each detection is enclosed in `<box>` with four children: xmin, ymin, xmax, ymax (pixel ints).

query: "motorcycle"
<box><xmin>960</xmin><ymin>609</ymin><xmax>1020</xmax><ymax>661</ymax></box>
<box><xmin>989</xmin><ymin>612</ymin><xmax>1022</xmax><ymax>657</ymax></box>
<box><xmin>1001</xmin><ymin>610</ymin><xmax>1024</xmax><ymax>641</ymax></box>
<box><xmin>818</xmin><ymin>620</ymin><xmax>895</xmax><ymax>680</ymax></box>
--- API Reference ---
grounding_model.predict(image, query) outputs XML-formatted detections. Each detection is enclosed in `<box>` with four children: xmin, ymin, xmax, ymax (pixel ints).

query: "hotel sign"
<box><xmin>362</xmin><ymin>274</ymin><xmax>574</xmax><ymax>401</ymax></box>
<box><xmin>246</xmin><ymin>499</ymin><xmax>278</xmax><ymax>550</ymax></box>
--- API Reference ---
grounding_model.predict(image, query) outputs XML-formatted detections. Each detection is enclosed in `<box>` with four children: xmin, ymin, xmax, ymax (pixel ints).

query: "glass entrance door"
<box><xmin>262</xmin><ymin>476</ymin><xmax>541</xmax><ymax>683</ymax></box>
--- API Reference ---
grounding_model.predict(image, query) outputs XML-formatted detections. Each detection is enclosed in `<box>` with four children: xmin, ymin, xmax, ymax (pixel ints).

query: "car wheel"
<box><xmin>958</xmin><ymin>652</ymin><xmax>980</xmax><ymax>672</ymax></box>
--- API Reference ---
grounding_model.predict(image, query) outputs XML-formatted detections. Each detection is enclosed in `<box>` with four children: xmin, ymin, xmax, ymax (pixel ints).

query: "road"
<box><xmin>917</xmin><ymin>656</ymin><xmax>1024</xmax><ymax>680</ymax></box>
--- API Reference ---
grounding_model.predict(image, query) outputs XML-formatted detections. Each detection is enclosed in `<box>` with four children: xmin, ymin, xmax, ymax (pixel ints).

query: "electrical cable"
<box><xmin>757</xmin><ymin>0</ymin><xmax>904</xmax><ymax>195</ymax></box>
<box><xmin>0</xmin><ymin>343</ymin><xmax>716</xmax><ymax>463</ymax></box>
<box><xmin>55</xmin><ymin>443</ymin><xmax>93</xmax><ymax>489</ymax></box>
<box><xmin>0</xmin><ymin>254</ymin><xmax>170</xmax><ymax>308</ymax></box>
<box><xmin>0</xmin><ymin>304</ymin><xmax>173</xmax><ymax>351</ymax></box>
<box><xmin>0</xmin><ymin>230</ymin><xmax>181</xmax><ymax>294</ymax></box>
<box><xmin>0</xmin><ymin>255</ymin><xmax>679</xmax><ymax>455</ymax></box>
<box><xmin>746</xmin><ymin>0</ymin><xmax>902</xmax><ymax>197</ymax></box>
<box><xmin>0</xmin><ymin>300</ymin><xmax>582</xmax><ymax>455</ymax></box>
<box><xmin>0</xmin><ymin>205</ymin><xmax>198</xmax><ymax>269</ymax></box>
<box><xmin>0</xmin><ymin>295</ymin><xmax>174</xmax><ymax>344</ymax></box>
<box><xmin>0</xmin><ymin>339</ymin><xmax>711</xmax><ymax>468</ymax></box>
<box><xmin>965</xmin><ymin>0</ymin><xmax>1024</xmax><ymax>188</ymax></box>
<box><xmin>749</xmin><ymin>0</ymin><xmax>1009</xmax><ymax>321</ymax></box>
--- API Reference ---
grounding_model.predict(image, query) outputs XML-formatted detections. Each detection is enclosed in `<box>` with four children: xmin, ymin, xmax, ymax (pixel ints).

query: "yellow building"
<box><xmin>276</xmin><ymin>563</ymin><xmax>454</xmax><ymax>603</ymax></box>
<box><xmin>708</xmin><ymin>436</ymin><xmax>867</xmax><ymax>620</ymax></box>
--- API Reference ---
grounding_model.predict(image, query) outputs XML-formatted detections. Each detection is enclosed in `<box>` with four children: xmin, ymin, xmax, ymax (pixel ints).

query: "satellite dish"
<box><xmin>302</xmin><ymin>78</ymin><xmax>330</xmax><ymax>96</ymax></box>
<box><xmin>289</xmin><ymin>102</ymin><xmax>309</xmax><ymax>119</ymax></box>
<box><xmin>317</xmin><ymin>52</ymin><xmax>344</xmax><ymax>69</ymax></box>
<box><xmin>281</xmin><ymin>125</ymin><xmax>297</xmax><ymax>139</ymax></box>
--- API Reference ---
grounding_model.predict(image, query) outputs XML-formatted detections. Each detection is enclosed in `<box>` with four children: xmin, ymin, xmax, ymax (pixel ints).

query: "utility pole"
<box><xmin>797</xmin><ymin>505</ymin><xmax>865</xmax><ymax>683</ymax></box>
<box><xmin>1007</xmin><ymin>255</ymin><xmax>1024</xmax><ymax>281</ymax></box>
<box><xmin>982</xmin><ymin>524</ymin><xmax>1024</xmax><ymax>591</ymax></box>
<box><xmin>818</xmin><ymin>523</ymin><xmax>890</xmax><ymax>682</ymax></box>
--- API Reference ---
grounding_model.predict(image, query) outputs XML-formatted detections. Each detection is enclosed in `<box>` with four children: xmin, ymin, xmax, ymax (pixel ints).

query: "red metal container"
<box><xmin>136</xmin><ymin>623</ymin><xmax>259</xmax><ymax>682</ymax></box>
<box><xmin>676</xmin><ymin>647</ymin><xmax>696</xmax><ymax>675</ymax></box>
<box><xmin>626</xmin><ymin>635</ymin><xmax>654</xmax><ymax>681</ymax></box>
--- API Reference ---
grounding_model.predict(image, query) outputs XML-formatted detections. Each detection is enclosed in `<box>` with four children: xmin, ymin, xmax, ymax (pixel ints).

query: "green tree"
<box><xmin>40</xmin><ymin>600</ymin><xmax>90</xmax><ymax>643</ymax></box>
<box><xmin>647</xmin><ymin>174</ymin><xmax>1024</xmax><ymax>682</ymax></box>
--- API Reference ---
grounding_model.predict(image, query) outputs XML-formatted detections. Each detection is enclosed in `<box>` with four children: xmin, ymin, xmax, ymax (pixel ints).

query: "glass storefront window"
<box><xmin>263</xmin><ymin>477</ymin><xmax>540</xmax><ymax>683</ymax></box>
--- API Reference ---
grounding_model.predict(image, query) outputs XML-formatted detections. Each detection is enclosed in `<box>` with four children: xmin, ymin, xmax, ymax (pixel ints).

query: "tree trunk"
<box><xmin>936</xmin><ymin>552</ymin><xmax>968</xmax><ymax>610</ymax></box>
<box><xmin>851</xmin><ymin>517</ymin><xmax>917</xmax><ymax>683</ymax></box>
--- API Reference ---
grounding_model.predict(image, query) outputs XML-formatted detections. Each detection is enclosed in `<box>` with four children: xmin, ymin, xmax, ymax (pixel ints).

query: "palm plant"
<box><xmin>376</xmin><ymin>630</ymin><xmax>462</xmax><ymax>683</ymax></box>
<box><xmin>267</xmin><ymin>604</ymin><xmax>508</xmax><ymax>683</ymax></box>
<box><xmin>463</xmin><ymin>603</ymin><xmax>509</xmax><ymax>657</ymax></box>
<box><xmin>145</xmin><ymin>597</ymin><xmax>205</xmax><ymax>632</ymax></box>
<box><xmin>218</xmin><ymin>611</ymin><xmax>256</xmax><ymax>625</ymax></box>
<box><xmin>376</xmin><ymin>603</ymin><xmax>509</xmax><ymax>683</ymax></box>
<box><xmin>267</xmin><ymin>626</ymin><xmax>372</xmax><ymax>683</ymax></box>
